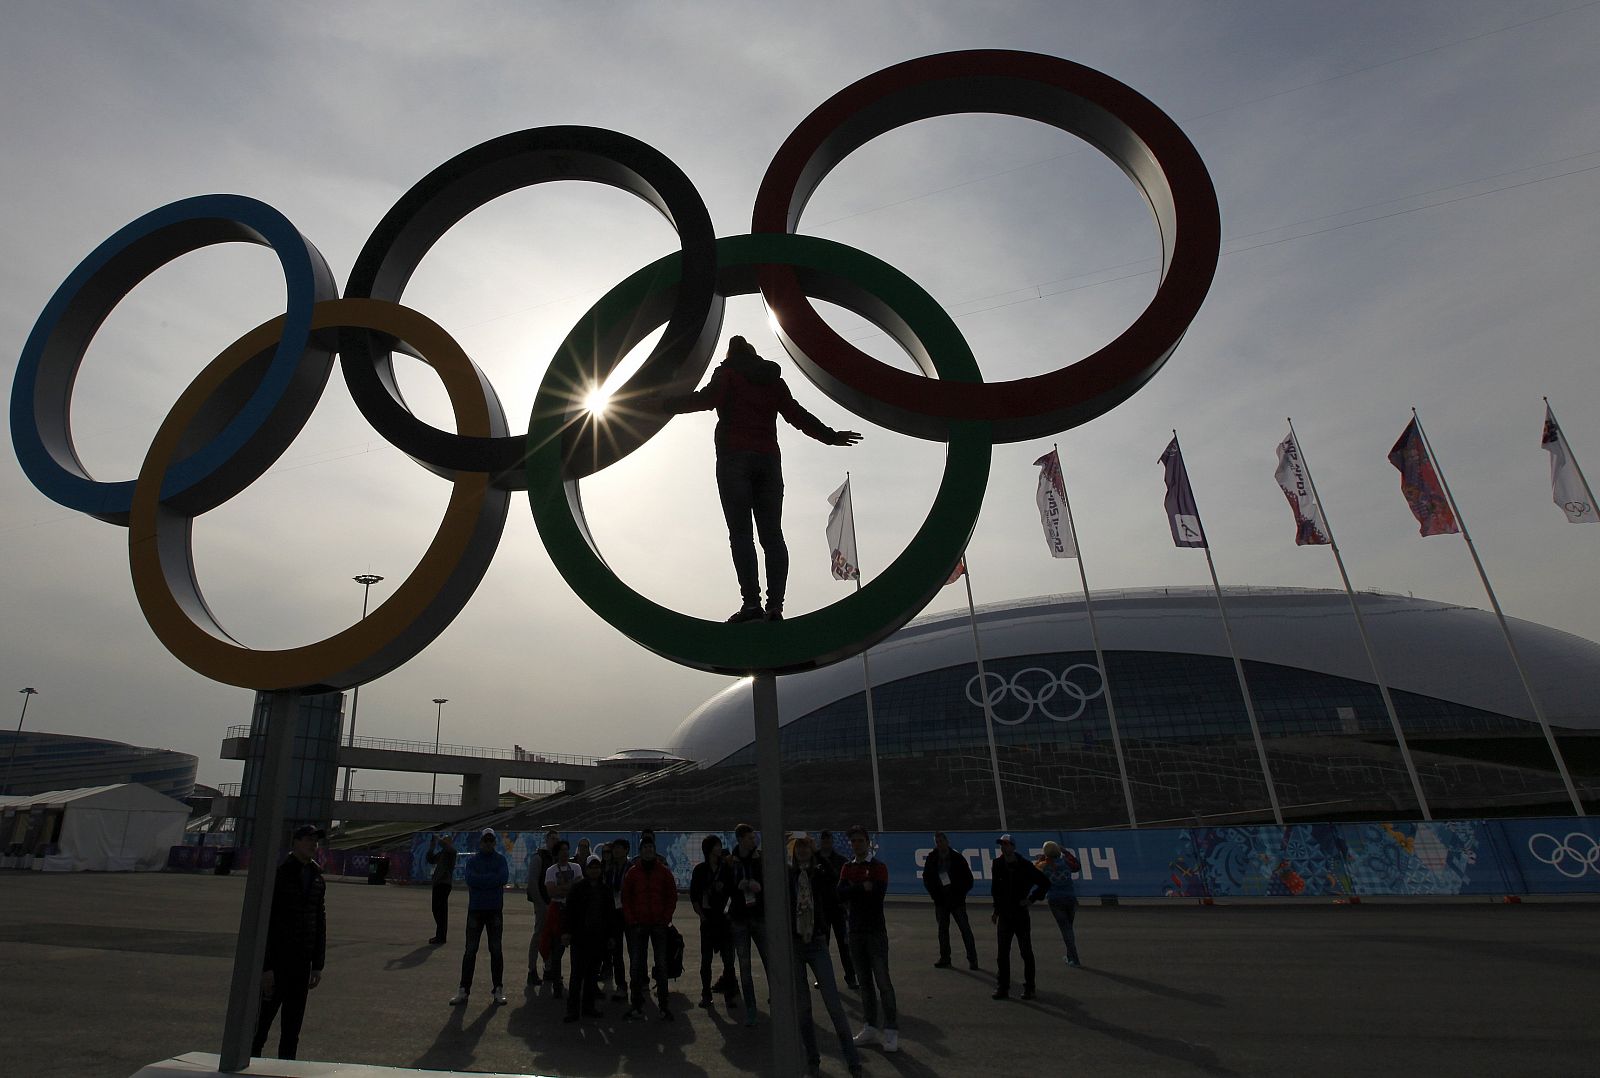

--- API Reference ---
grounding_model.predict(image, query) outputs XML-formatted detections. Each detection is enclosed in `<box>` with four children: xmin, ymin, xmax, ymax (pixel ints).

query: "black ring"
<box><xmin>342</xmin><ymin>126</ymin><xmax>723</xmax><ymax>487</ymax></box>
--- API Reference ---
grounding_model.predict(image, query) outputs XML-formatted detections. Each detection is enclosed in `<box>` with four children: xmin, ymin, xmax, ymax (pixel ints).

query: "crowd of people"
<box><xmin>259</xmin><ymin>823</ymin><xmax>1084</xmax><ymax>1073</ymax></box>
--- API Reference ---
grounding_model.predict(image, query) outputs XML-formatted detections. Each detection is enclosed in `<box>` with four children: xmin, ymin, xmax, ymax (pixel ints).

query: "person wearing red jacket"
<box><xmin>655</xmin><ymin>335</ymin><xmax>862</xmax><ymax>623</ymax></box>
<box><xmin>620</xmin><ymin>836</ymin><xmax>679</xmax><ymax>1020</ymax></box>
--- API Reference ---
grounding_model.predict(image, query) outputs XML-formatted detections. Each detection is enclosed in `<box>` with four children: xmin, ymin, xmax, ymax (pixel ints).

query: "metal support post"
<box><xmin>219</xmin><ymin>689</ymin><xmax>300</xmax><ymax>1072</ymax></box>
<box><xmin>753</xmin><ymin>674</ymin><xmax>803</xmax><ymax>1076</ymax></box>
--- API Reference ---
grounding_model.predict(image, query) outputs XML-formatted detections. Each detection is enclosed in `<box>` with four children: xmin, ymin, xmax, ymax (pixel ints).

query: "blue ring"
<box><xmin>10</xmin><ymin>194</ymin><xmax>336</xmax><ymax>523</ymax></box>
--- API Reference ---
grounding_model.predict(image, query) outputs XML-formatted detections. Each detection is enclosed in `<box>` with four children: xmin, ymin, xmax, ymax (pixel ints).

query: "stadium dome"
<box><xmin>0</xmin><ymin>730</ymin><xmax>197</xmax><ymax>801</ymax></box>
<box><xmin>664</xmin><ymin>587</ymin><xmax>1600</xmax><ymax>826</ymax></box>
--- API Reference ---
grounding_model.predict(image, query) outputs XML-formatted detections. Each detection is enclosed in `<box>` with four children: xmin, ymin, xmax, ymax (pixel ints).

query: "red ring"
<box><xmin>753</xmin><ymin>50</ymin><xmax>1221</xmax><ymax>442</ymax></box>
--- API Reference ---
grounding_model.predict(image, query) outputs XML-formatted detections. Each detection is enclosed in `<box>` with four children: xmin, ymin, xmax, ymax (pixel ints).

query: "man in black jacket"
<box><xmin>526</xmin><ymin>828</ymin><xmax>559</xmax><ymax>987</ymax></box>
<box><xmin>689</xmin><ymin>834</ymin><xmax>737</xmax><ymax>1007</ymax></box>
<box><xmin>561</xmin><ymin>856</ymin><xmax>609</xmax><ymax>1022</ymax></box>
<box><xmin>989</xmin><ymin>834</ymin><xmax>1049</xmax><ymax>1001</ymax></box>
<box><xmin>253</xmin><ymin>824</ymin><xmax>327</xmax><ymax>1060</ymax></box>
<box><xmin>425</xmin><ymin>832</ymin><xmax>456</xmax><ymax>945</ymax></box>
<box><xmin>815</xmin><ymin>831</ymin><xmax>857</xmax><ymax>988</ymax></box>
<box><xmin>922</xmin><ymin>831</ymin><xmax>978</xmax><ymax>970</ymax></box>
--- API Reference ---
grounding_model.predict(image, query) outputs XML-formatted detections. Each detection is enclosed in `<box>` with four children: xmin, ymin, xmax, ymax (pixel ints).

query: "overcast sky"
<box><xmin>4</xmin><ymin>1</ymin><xmax>1599</xmax><ymax>794</ymax></box>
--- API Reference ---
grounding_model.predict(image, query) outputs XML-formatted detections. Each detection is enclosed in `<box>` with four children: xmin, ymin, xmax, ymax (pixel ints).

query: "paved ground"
<box><xmin>0</xmin><ymin>871</ymin><xmax>1595</xmax><ymax>1077</ymax></box>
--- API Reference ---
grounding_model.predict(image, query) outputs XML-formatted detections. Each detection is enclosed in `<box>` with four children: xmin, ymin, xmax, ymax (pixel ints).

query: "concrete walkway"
<box><xmin>1</xmin><ymin>872</ymin><xmax>1595</xmax><ymax>1077</ymax></box>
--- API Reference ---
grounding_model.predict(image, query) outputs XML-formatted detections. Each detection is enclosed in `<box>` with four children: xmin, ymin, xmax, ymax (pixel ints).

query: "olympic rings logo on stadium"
<box><xmin>965</xmin><ymin>664</ymin><xmax>1106</xmax><ymax>726</ymax></box>
<box><xmin>1526</xmin><ymin>832</ymin><xmax>1600</xmax><ymax>878</ymax></box>
<box><xmin>10</xmin><ymin>51</ymin><xmax>1219</xmax><ymax>690</ymax></box>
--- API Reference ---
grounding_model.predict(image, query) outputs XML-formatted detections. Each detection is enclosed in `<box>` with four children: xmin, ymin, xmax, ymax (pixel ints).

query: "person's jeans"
<box><xmin>252</xmin><ymin>964</ymin><xmax>310</xmax><ymax>1059</ymax></box>
<box><xmin>566</xmin><ymin>938</ymin><xmax>602</xmax><ymax>1017</ymax></box>
<box><xmin>796</xmin><ymin>935</ymin><xmax>862</xmax><ymax>1070</ymax></box>
<box><xmin>626</xmin><ymin>923</ymin><xmax>672</xmax><ymax>1010</ymax></box>
<box><xmin>460</xmin><ymin>908</ymin><xmax>504</xmax><ymax>990</ymax></box>
<box><xmin>717</xmin><ymin>450</ymin><xmax>786</xmax><ymax>610</ymax></box>
<box><xmin>732</xmin><ymin>916</ymin><xmax>770</xmax><ymax>1011</ymax></box>
<box><xmin>826</xmin><ymin>901</ymin><xmax>856</xmax><ymax>982</ymax></box>
<box><xmin>934</xmin><ymin>897</ymin><xmax>978</xmax><ymax>964</ymax></box>
<box><xmin>1048</xmin><ymin>897</ymin><xmax>1080</xmax><ymax>963</ymax></box>
<box><xmin>545</xmin><ymin>905</ymin><xmax>567</xmax><ymax>984</ymax></box>
<box><xmin>430</xmin><ymin>881</ymin><xmax>451</xmax><ymax>941</ymax></box>
<box><xmin>995</xmin><ymin>909</ymin><xmax>1035</xmax><ymax>994</ymax></box>
<box><xmin>606</xmin><ymin>921</ymin><xmax>628</xmax><ymax>996</ymax></box>
<box><xmin>847</xmin><ymin>930</ymin><xmax>897</xmax><ymax>1030</ymax></box>
<box><xmin>527</xmin><ymin>896</ymin><xmax>548</xmax><ymax>982</ymax></box>
<box><xmin>700</xmin><ymin>916</ymin><xmax>735</xmax><ymax>996</ymax></box>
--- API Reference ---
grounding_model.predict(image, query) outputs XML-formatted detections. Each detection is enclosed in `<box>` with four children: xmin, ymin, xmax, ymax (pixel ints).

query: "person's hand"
<box><xmin>260</xmin><ymin>971</ymin><xmax>275</xmax><ymax>998</ymax></box>
<box><xmin>748</xmin><ymin>881</ymin><xmax>762</xmax><ymax>894</ymax></box>
<box><xmin>990</xmin><ymin>912</ymin><xmax>998</xmax><ymax>925</ymax></box>
<box><xmin>308</xmin><ymin>971</ymin><xmax>322</xmax><ymax>990</ymax></box>
<box><xmin>561</xmin><ymin>933</ymin><xmax>570</xmax><ymax>944</ymax></box>
<box><xmin>832</xmin><ymin>430</ymin><xmax>863</xmax><ymax>447</ymax></box>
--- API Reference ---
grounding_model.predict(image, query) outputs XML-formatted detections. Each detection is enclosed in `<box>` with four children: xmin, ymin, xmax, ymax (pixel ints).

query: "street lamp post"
<box><xmin>341</xmin><ymin>575</ymin><xmax>384</xmax><ymax>807</ymax></box>
<box><xmin>431</xmin><ymin>698</ymin><xmax>448</xmax><ymax>803</ymax></box>
<box><xmin>3</xmin><ymin>688</ymin><xmax>39</xmax><ymax>796</ymax></box>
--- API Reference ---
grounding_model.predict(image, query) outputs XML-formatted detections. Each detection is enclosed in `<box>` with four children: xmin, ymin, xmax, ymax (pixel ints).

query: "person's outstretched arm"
<box><xmin>776</xmin><ymin>386</ymin><xmax>862</xmax><ymax>447</ymax></box>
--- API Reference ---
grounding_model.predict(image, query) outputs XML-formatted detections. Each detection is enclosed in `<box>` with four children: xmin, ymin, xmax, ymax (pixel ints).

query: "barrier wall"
<box><xmin>166</xmin><ymin>816</ymin><xmax>1600</xmax><ymax>896</ymax></box>
<box><xmin>391</xmin><ymin>817</ymin><xmax>1600</xmax><ymax>897</ymax></box>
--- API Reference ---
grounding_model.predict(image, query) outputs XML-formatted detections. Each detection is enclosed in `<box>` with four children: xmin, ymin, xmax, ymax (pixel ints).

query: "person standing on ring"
<box><xmin>650</xmin><ymin>334</ymin><xmax>862</xmax><ymax>623</ymax></box>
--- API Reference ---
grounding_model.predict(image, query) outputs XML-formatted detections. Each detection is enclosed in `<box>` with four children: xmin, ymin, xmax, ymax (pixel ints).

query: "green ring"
<box><xmin>528</xmin><ymin>233</ymin><xmax>991</xmax><ymax>676</ymax></box>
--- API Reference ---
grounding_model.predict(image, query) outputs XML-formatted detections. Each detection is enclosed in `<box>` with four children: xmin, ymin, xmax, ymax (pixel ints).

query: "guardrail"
<box><xmin>222</xmin><ymin>725</ymin><xmax>602</xmax><ymax>767</ymax></box>
<box><xmin>214</xmin><ymin>783</ymin><xmax>460</xmax><ymax>806</ymax></box>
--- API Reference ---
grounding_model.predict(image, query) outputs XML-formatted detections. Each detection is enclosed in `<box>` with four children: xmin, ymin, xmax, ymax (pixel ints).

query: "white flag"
<box><xmin>1033</xmin><ymin>450</ymin><xmax>1078</xmax><ymax>559</ymax></box>
<box><xmin>1274</xmin><ymin>433</ymin><xmax>1330</xmax><ymax>545</ymax></box>
<box><xmin>826</xmin><ymin>479</ymin><xmax>860</xmax><ymax>580</ymax></box>
<box><xmin>1542</xmin><ymin>406</ymin><xmax>1598</xmax><ymax>523</ymax></box>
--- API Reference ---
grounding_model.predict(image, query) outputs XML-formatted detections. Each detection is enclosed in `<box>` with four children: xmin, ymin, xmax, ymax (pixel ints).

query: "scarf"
<box><xmin>795</xmin><ymin>866</ymin><xmax>815</xmax><ymax>940</ymax></box>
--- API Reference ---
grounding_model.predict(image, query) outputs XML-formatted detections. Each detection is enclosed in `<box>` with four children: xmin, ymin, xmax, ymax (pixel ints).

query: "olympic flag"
<box><xmin>826</xmin><ymin>478</ymin><xmax>860</xmax><ymax>581</ymax></box>
<box><xmin>1034</xmin><ymin>449</ymin><xmax>1078</xmax><ymax>558</ymax></box>
<box><xmin>1274</xmin><ymin>432</ymin><xmax>1330</xmax><ymax>545</ymax></box>
<box><xmin>1158</xmin><ymin>437</ymin><xmax>1207</xmax><ymax>548</ymax></box>
<box><xmin>1542</xmin><ymin>404</ymin><xmax>1598</xmax><ymax>523</ymax></box>
<box><xmin>1388</xmin><ymin>418</ymin><xmax>1458</xmax><ymax>537</ymax></box>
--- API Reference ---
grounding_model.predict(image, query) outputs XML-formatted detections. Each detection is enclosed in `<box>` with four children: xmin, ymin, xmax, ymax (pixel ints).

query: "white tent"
<box><xmin>0</xmin><ymin>784</ymin><xmax>189</xmax><ymax>872</ymax></box>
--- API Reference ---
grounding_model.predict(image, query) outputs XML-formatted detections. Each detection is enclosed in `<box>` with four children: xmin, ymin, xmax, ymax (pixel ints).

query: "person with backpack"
<box><xmin>621</xmin><ymin>835</ymin><xmax>678</xmax><ymax>1020</ymax></box>
<box><xmin>1038</xmin><ymin>840</ymin><xmax>1083</xmax><ymax>967</ymax></box>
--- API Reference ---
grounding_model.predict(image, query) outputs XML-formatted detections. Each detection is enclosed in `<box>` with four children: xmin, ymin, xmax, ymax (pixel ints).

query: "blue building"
<box><xmin>0</xmin><ymin>730</ymin><xmax>197</xmax><ymax>801</ymax></box>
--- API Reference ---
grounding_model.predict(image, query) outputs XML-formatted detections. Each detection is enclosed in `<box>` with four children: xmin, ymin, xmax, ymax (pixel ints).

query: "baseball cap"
<box><xmin>292</xmin><ymin>825</ymin><xmax>325</xmax><ymax>840</ymax></box>
<box><xmin>996</xmin><ymin>833</ymin><xmax>1015</xmax><ymax>845</ymax></box>
<box><xmin>480</xmin><ymin>827</ymin><xmax>497</xmax><ymax>840</ymax></box>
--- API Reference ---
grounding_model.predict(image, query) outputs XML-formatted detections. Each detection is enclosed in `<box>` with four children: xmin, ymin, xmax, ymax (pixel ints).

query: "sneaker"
<box><xmin>765</xmin><ymin>607</ymin><xmax>784</xmax><ymax>622</ymax></box>
<box><xmin>493</xmin><ymin>986</ymin><xmax>507</xmax><ymax>1005</ymax></box>
<box><xmin>845</xmin><ymin>978</ymin><xmax>860</xmax><ymax>990</ymax></box>
<box><xmin>727</xmin><ymin>605</ymin><xmax>765</xmax><ymax>624</ymax></box>
<box><xmin>623</xmin><ymin>1007</ymin><xmax>644</xmax><ymax>1021</ymax></box>
<box><xmin>1068</xmin><ymin>958</ymin><xmax>1083</xmax><ymax>968</ymax></box>
<box><xmin>968</xmin><ymin>959</ymin><xmax>980</xmax><ymax>971</ymax></box>
<box><xmin>992</xmin><ymin>989</ymin><xmax>1008</xmax><ymax>1000</ymax></box>
<box><xmin>852</xmin><ymin>1025</ymin><xmax>880</xmax><ymax>1047</ymax></box>
<box><xmin>659</xmin><ymin>1008</ymin><xmax>675</xmax><ymax>1022</ymax></box>
<box><xmin>933</xmin><ymin>958</ymin><xmax>952</xmax><ymax>968</ymax></box>
<box><xmin>882</xmin><ymin>1029</ymin><xmax>900</xmax><ymax>1053</ymax></box>
<box><xmin>449</xmin><ymin>988</ymin><xmax>469</xmax><ymax>1006</ymax></box>
<box><xmin>699</xmin><ymin>993</ymin><xmax>713</xmax><ymax>1008</ymax></box>
<box><xmin>428</xmin><ymin>936</ymin><xmax>445</xmax><ymax>945</ymax></box>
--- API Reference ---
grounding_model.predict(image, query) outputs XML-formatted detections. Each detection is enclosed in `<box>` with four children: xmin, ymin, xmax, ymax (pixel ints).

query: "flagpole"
<box><xmin>1412</xmin><ymin>409</ymin><xmax>1585</xmax><ymax>816</ymax></box>
<box><xmin>1288</xmin><ymin>418</ymin><xmax>1431</xmax><ymax>820</ymax></box>
<box><xmin>1174</xmin><ymin>430</ymin><xmax>1283</xmax><ymax>827</ymax></box>
<box><xmin>1055</xmin><ymin>444</ymin><xmax>1138</xmax><ymax>828</ymax></box>
<box><xmin>961</xmin><ymin>559</ymin><xmax>1008</xmax><ymax>832</ymax></box>
<box><xmin>844</xmin><ymin>472</ymin><xmax>886</xmax><ymax>833</ymax></box>
<box><xmin>1545</xmin><ymin>397</ymin><xmax>1600</xmax><ymax>514</ymax></box>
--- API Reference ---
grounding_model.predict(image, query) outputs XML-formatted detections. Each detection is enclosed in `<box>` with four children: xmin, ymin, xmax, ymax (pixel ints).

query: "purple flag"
<box><xmin>1158</xmin><ymin>437</ymin><xmax>1207</xmax><ymax>548</ymax></box>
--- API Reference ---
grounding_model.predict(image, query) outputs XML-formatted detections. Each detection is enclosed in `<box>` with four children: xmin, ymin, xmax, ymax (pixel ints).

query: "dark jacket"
<box><xmin>426</xmin><ymin>840</ymin><xmax>457</xmax><ymax>885</ymax></box>
<box><xmin>729</xmin><ymin>845</ymin><xmax>765</xmax><ymax>921</ymax></box>
<box><xmin>602</xmin><ymin>858</ymin><xmax>629</xmax><ymax>929</ymax></box>
<box><xmin>837</xmin><ymin>857</ymin><xmax>889</xmax><ymax>936</ymax></box>
<box><xmin>463</xmin><ymin>848</ymin><xmax>510</xmax><ymax>911</ymax></box>
<box><xmin>789</xmin><ymin>860</ymin><xmax>841</xmax><ymax>946</ymax></box>
<box><xmin>528</xmin><ymin>845</ymin><xmax>555</xmax><ymax>903</ymax></box>
<box><xmin>263</xmin><ymin>855</ymin><xmax>326</xmax><ymax>975</ymax></box>
<box><xmin>691</xmin><ymin>857</ymin><xmax>737</xmax><ymax>921</ymax></box>
<box><xmin>563</xmin><ymin>875</ymin><xmax>611</xmax><ymax>941</ymax></box>
<box><xmin>661</xmin><ymin>348</ymin><xmax>838</xmax><ymax>458</ymax></box>
<box><xmin>922</xmin><ymin>846</ymin><xmax>975</xmax><ymax>904</ymax></box>
<box><xmin>990</xmin><ymin>852</ymin><xmax>1050</xmax><ymax>915</ymax></box>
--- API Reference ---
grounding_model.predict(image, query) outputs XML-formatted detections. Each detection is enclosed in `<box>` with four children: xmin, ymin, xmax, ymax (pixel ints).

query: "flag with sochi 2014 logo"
<box><xmin>825</xmin><ymin>478</ymin><xmax>859</xmax><ymax>580</ymax></box>
<box><xmin>1542</xmin><ymin>404</ymin><xmax>1599</xmax><ymax>524</ymax></box>
<box><xmin>1033</xmin><ymin>448</ymin><xmax>1078</xmax><ymax>558</ymax></box>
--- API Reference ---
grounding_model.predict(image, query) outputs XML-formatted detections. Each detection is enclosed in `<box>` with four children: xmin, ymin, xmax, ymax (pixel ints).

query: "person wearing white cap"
<box><xmin>451</xmin><ymin>828</ymin><xmax>509</xmax><ymax>1006</ymax></box>
<box><xmin>988</xmin><ymin>834</ymin><xmax>1049</xmax><ymax>1001</ymax></box>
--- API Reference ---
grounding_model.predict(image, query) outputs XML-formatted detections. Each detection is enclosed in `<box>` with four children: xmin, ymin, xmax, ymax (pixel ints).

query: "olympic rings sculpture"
<box><xmin>965</xmin><ymin>664</ymin><xmax>1106</xmax><ymax>725</ymax></box>
<box><xmin>1526</xmin><ymin>832</ymin><xmax>1600</xmax><ymax>878</ymax></box>
<box><xmin>10</xmin><ymin>51</ymin><xmax>1218</xmax><ymax>690</ymax></box>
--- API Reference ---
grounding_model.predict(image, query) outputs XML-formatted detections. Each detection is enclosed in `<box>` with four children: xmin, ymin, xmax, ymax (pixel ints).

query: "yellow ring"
<box><xmin>128</xmin><ymin>298</ymin><xmax>509</xmax><ymax>691</ymax></box>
